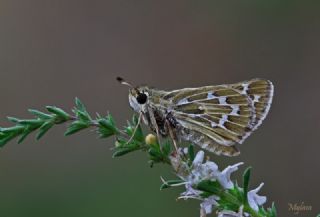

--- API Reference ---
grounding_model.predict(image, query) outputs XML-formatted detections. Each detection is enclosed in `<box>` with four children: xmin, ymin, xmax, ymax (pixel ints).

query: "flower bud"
<box><xmin>145</xmin><ymin>134</ymin><xmax>157</xmax><ymax>145</ymax></box>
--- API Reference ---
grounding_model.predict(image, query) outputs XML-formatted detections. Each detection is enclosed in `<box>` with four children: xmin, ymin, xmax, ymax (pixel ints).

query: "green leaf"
<box><xmin>125</xmin><ymin>125</ymin><xmax>133</xmax><ymax>135</ymax></box>
<box><xmin>0</xmin><ymin>126</ymin><xmax>25</xmax><ymax>134</ymax></box>
<box><xmin>97</xmin><ymin>127</ymin><xmax>115</xmax><ymax>138</ymax></box>
<box><xmin>98</xmin><ymin>118</ymin><xmax>113</xmax><ymax>129</ymax></box>
<box><xmin>196</xmin><ymin>180</ymin><xmax>223</xmax><ymax>195</ymax></box>
<box><xmin>134</xmin><ymin>125</ymin><xmax>143</xmax><ymax>142</ymax></box>
<box><xmin>97</xmin><ymin>117</ymin><xmax>117</xmax><ymax>138</ymax></box>
<box><xmin>243</xmin><ymin>167</ymin><xmax>251</xmax><ymax>202</ymax></box>
<box><xmin>162</xmin><ymin>141</ymin><xmax>172</xmax><ymax>156</ymax></box>
<box><xmin>107</xmin><ymin>114</ymin><xmax>115</xmax><ymax>126</ymax></box>
<box><xmin>74</xmin><ymin>98</ymin><xmax>92</xmax><ymax>121</ymax></box>
<box><xmin>217</xmin><ymin>195</ymin><xmax>239</xmax><ymax>212</ymax></box>
<box><xmin>0</xmin><ymin>133</ymin><xmax>18</xmax><ymax>147</ymax></box>
<box><xmin>18</xmin><ymin>119</ymin><xmax>44</xmax><ymax>126</ymax></box>
<box><xmin>36</xmin><ymin>121</ymin><xmax>54</xmax><ymax>140</ymax></box>
<box><xmin>46</xmin><ymin>106</ymin><xmax>70</xmax><ymax>121</ymax></box>
<box><xmin>76</xmin><ymin>110</ymin><xmax>91</xmax><ymax>122</ymax></box>
<box><xmin>29</xmin><ymin>109</ymin><xmax>53</xmax><ymax>120</ymax></box>
<box><xmin>125</xmin><ymin>115</ymin><xmax>143</xmax><ymax>142</ymax></box>
<box><xmin>75</xmin><ymin>97</ymin><xmax>86</xmax><ymax>112</ymax></box>
<box><xmin>188</xmin><ymin>144</ymin><xmax>195</xmax><ymax>165</ymax></box>
<box><xmin>112</xmin><ymin>147</ymin><xmax>137</xmax><ymax>157</ymax></box>
<box><xmin>17</xmin><ymin>129</ymin><xmax>32</xmax><ymax>144</ymax></box>
<box><xmin>228</xmin><ymin>182</ymin><xmax>244</xmax><ymax>203</ymax></box>
<box><xmin>268</xmin><ymin>202</ymin><xmax>277</xmax><ymax>217</ymax></box>
<box><xmin>148</xmin><ymin>147</ymin><xmax>161</xmax><ymax>158</ymax></box>
<box><xmin>7</xmin><ymin>117</ymin><xmax>20</xmax><ymax>123</ymax></box>
<box><xmin>65</xmin><ymin>121</ymin><xmax>89</xmax><ymax>136</ymax></box>
<box><xmin>160</xmin><ymin>179</ymin><xmax>185</xmax><ymax>190</ymax></box>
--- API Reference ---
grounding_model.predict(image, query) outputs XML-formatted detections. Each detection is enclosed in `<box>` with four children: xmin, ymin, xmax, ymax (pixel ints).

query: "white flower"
<box><xmin>185</xmin><ymin>151</ymin><xmax>243</xmax><ymax>189</ymax></box>
<box><xmin>186</xmin><ymin>151</ymin><xmax>219</xmax><ymax>184</ymax></box>
<box><xmin>192</xmin><ymin>150</ymin><xmax>205</xmax><ymax>166</ymax></box>
<box><xmin>180</xmin><ymin>182</ymin><xmax>203</xmax><ymax>199</ymax></box>
<box><xmin>200</xmin><ymin>195</ymin><xmax>220</xmax><ymax>215</ymax></box>
<box><xmin>247</xmin><ymin>183</ymin><xmax>267</xmax><ymax>211</ymax></box>
<box><xmin>217</xmin><ymin>162</ymin><xmax>243</xmax><ymax>189</ymax></box>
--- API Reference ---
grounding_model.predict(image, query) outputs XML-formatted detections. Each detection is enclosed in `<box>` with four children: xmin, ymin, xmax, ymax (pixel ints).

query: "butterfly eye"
<box><xmin>136</xmin><ymin>93</ymin><xmax>147</xmax><ymax>104</ymax></box>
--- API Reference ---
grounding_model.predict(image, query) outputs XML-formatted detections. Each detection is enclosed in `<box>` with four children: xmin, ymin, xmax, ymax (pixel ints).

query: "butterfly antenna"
<box><xmin>116</xmin><ymin>77</ymin><xmax>134</xmax><ymax>88</ymax></box>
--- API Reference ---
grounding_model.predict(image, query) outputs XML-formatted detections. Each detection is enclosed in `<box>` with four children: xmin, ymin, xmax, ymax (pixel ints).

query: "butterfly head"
<box><xmin>116</xmin><ymin>77</ymin><xmax>149</xmax><ymax>113</ymax></box>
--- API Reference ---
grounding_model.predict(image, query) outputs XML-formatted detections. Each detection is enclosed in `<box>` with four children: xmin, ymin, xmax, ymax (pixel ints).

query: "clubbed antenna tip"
<box><xmin>116</xmin><ymin>77</ymin><xmax>133</xmax><ymax>88</ymax></box>
<box><xmin>116</xmin><ymin>77</ymin><xmax>124</xmax><ymax>83</ymax></box>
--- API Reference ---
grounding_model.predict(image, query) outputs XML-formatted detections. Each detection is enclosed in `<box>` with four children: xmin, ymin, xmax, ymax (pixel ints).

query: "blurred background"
<box><xmin>0</xmin><ymin>1</ymin><xmax>319</xmax><ymax>216</ymax></box>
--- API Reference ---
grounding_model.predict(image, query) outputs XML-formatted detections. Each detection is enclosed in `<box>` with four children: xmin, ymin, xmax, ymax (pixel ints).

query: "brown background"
<box><xmin>0</xmin><ymin>1</ymin><xmax>319</xmax><ymax>217</ymax></box>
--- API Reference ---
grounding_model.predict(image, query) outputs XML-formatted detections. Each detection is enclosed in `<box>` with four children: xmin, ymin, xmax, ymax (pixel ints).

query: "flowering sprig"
<box><xmin>0</xmin><ymin>98</ymin><xmax>277</xmax><ymax>217</ymax></box>
<box><xmin>163</xmin><ymin>149</ymin><xmax>276</xmax><ymax>217</ymax></box>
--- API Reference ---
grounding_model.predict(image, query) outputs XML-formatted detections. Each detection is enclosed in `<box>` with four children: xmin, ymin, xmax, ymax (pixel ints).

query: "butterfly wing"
<box><xmin>231</xmin><ymin>79</ymin><xmax>274</xmax><ymax>132</ymax></box>
<box><xmin>160</xmin><ymin>79</ymin><xmax>273</xmax><ymax>156</ymax></box>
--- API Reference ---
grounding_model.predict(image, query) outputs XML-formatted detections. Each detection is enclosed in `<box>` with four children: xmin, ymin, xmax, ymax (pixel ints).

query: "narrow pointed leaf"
<box><xmin>65</xmin><ymin>121</ymin><xmax>89</xmax><ymax>136</ymax></box>
<box><xmin>18</xmin><ymin>130</ymin><xmax>32</xmax><ymax>144</ymax></box>
<box><xmin>7</xmin><ymin>117</ymin><xmax>20</xmax><ymax>123</ymax></box>
<box><xmin>46</xmin><ymin>106</ymin><xmax>70</xmax><ymax>120</ymax></box>
<box><xmin>112</xmin><ymin>147</ymin><xmax>137</xmax><ymax>158</ymax></box>
<box><xmin>36</xmin><ymin>121</ymin><xmax>54</xmax><ymax>140</ymax></box>
<box><xmin>29</xmin><ymin>109</ymin><xmax>53</xmax><ymax>120</ymax></box>
<box><xmin>243</xmin><ymin>167</ymin><xmax>251</xmax><ymax>202</ymax></box>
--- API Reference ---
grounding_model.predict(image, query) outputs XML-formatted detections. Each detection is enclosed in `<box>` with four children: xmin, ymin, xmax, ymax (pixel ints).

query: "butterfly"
<box><xmin>117</xmin><ymin>77</ymin><xmax>274</xmax><ymax>157</ymax></box>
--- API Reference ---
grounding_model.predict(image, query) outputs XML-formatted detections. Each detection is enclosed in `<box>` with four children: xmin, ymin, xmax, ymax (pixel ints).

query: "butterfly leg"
<box><xmin>165</xmin><ymin>120</ymin><xmax>179</xmax><ymax>152</ymax></box>
<box><xmin>125</xmin><ymin>112</ymin><xmax>142</xmax><ymax>145</ymax></box>
<box><xmin>147</xmin><ymin>107</ymin><xmax>162</xmax><ymax>148</ymax></box>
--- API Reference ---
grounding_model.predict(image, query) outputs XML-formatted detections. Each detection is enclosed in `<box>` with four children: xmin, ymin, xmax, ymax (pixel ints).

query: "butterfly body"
<box><xmin>126</xmin><ymin>79</ymin><xmax>274</xmax><ymax>157</ymax></box>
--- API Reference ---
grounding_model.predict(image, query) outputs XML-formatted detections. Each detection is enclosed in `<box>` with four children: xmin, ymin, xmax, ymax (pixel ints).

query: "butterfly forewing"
<box><xmin>155</xmin><ymin>79</ymin><xmax>273</xmax><ymax>156</ymax></box>
<box><xmin>231</xmin><ymin>79</ymin><xmax>274</xmax><ymax>132</ymax></box>
<box><xmin>169</xmin><ymin>86</ymin><xmax>254</xmax><ymax>143</ymax></box>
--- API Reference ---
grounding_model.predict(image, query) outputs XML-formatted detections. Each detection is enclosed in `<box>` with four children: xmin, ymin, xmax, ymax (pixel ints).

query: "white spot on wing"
<box><xmin>219</xmin><ymin>114</ymin><xmax>228</xmax><ymax>126</ymax></box>
<box><xmin>207</xmin><ymin>91</ymin><xmax>216</xmax><ymax>99</ymax></box>
<box><xmin>211</xmin><ymin>121</ymin><xmax>217</xmax><ymax>128</ymax></box>
<box><xmin>230</xmin><ymin>105</ymin><xmax>239</xmax><ymax>116</ymax></box>
<box><xmin>241</xmin><ymin>83</ymin><xmax>249</xmax><ymax>94</ymax></box>
<box><xmin>177</xmin><ymin>98</ymin><xmax>189</xmax><ymax>105</ymax></box>
<box><xmin>219</xmin><ymin>96</ymin><xmax>227</xmax><ymax>104</ymax></box>
<box><xmin>253</xmin><ymin>95</ymin><xmax>261</xmax><ymax>103</ymax></box>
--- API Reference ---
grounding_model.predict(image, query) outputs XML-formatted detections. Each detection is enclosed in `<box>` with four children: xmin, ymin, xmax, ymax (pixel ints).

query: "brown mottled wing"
<box><xmin>161</xmin><ymin>79</ymin><xmax>273</xmax><ymax>156</ymax></box>
<box><xmin>231</xmin><ymin>79</ymin><xmax>274</xmax><ymax>132</ymax></box>
<box><xmin>161</xmin><ymin>85</ymin><xmax>254</xmax><ymax>156</ymax></box>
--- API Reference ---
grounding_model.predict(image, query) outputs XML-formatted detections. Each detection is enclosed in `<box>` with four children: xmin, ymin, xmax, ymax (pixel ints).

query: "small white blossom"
<box><xmin>185</xmin><ymin>151</ymin><xmax>242</xmax><ymax>189</ymax></box>
<box><xmin>200</xmin><ymin>195</ymin><xmax>220</xmax><ymax>215</ymax></box>
<box><xmin>217</xmin><ymin>162</ymin><xmax>243</xmax><ymax>189</ymax></box>
<box><xmin>180</xmin><ymin>182</ymin><xmax>203</xmax><ymax>198</ymax></box>
<box><xmin>192</xmin><ymin>150</ymin><xmax>205</xmax><ymax>166</ymax></box>
<box><xmin>247</xmin><ymin>183</ymin><xmax>267</xmax><ymax>211</ymax></box>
